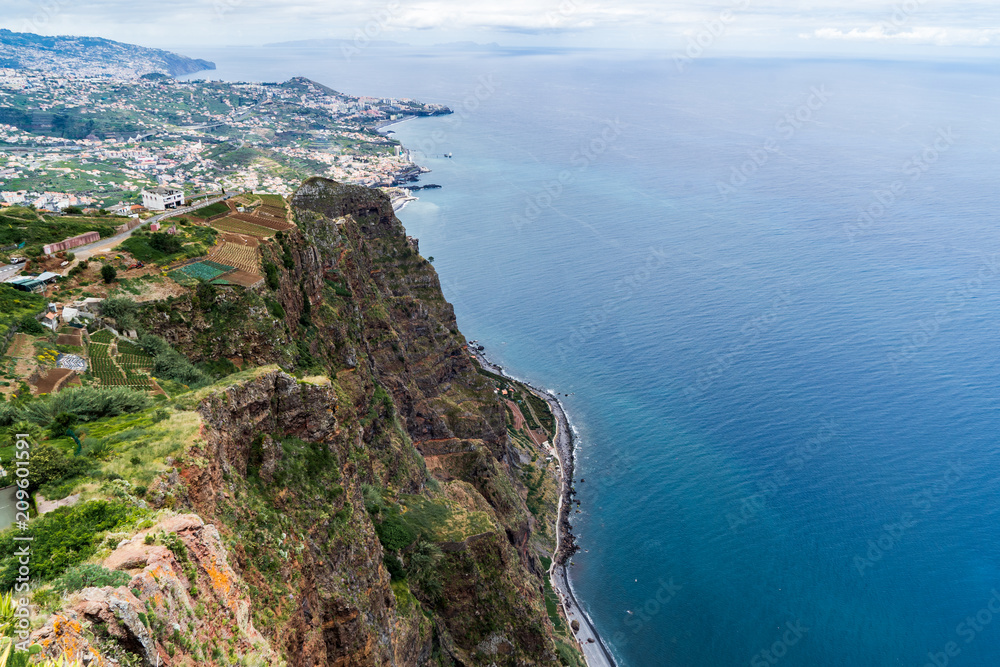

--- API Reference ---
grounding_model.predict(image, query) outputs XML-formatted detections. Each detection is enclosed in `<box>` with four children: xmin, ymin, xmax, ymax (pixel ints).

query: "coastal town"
<box><xmin>0</xmin><ymin>58</ymin><xmax>451</xmax><ymax>399</ymax></box>
<box><xmin>0</xmin><ymin>67</ymin><xmax>447</xmax><ymax>212</ymax></box>
<box><xmin>0</xmin><ymin>29</ymin><xmax>599</xmax><ymax>667</ymax></box>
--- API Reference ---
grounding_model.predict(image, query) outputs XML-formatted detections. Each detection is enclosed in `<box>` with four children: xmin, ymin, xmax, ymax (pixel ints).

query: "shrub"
<box><xmin>0</xmin><ymin>500</ymin><xmax>143</xmax><ymax>586</ymax></box>
<box><xmin>101</xmin><ymin>264</ymin><xmax>117</xmax><ymax>283</ymax></box>
<box><xmin>27</xmin><ymin>442</ymin><xmax>92</xmax><ymax>492</ymax></box>
<box><xmin>148</xmin><ymin>232</ymin><xmax>182</xmax><ymax>255</ymax></box>
<box><xmin>374</xmin><ymin>512</ymin><xmax>416</xmax><ymax>552</ymax></box>
<box><xmin>15</xmin><ymin>385</ymin><xmax>153</xmax><ymax>428</ymax></box>
<box><xmin>136</xmin><ymin>333</ymin><xmax>208</xmax><ymax>387</ymax></box>
<box><xmin>18</xmin><ymin>315</ymin><xmax>45</xmax><ymax>335</ymax></box>
<box><xmin>50</xmin><ymin>563</ymin><xmax>130</xmax><ymax>593</ymax></box>
<box><xmin>263</xmin><ymin>261</ymin><xmax>279</xmax><ymax>290</ymax></box>
<box><xmin>99</xmin><ymin>297</ymin><xmax>138</xmax><ymax>329</ymax></box>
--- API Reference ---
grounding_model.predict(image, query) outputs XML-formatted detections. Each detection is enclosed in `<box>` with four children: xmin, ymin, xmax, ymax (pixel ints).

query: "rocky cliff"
<box><xmin>28</xmin><ymin>179</ymin><xmax>579</xmax><ymax>667</ymax></box>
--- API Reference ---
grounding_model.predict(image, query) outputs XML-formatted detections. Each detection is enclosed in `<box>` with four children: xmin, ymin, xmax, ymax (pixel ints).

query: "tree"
<box><xmin>148</xmin><ymin>232</ymin><xmax>182</xmax><ymax>254</ymax></box>
<box><xmin>101</xmin><ymin>264</ymin><xmax>117</xmax><ymax>283</ymax></box>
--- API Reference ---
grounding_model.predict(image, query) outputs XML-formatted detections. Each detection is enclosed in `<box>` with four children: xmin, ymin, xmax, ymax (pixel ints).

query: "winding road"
<box><xmin>71</xmin><ymin>193</ymin><xmax>232</xmax><ymax>262</ymax></box>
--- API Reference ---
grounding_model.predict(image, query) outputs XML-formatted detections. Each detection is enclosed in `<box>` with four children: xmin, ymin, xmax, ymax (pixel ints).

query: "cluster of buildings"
<box><xmin>0</xmin><ymin>67</ymin><xmax>450</xmax><ymax>209</ymax></box>
<box><xmin>0</xmin><ymin>189</ymin><xmax>95</xmax><ymax>211</ymax></box>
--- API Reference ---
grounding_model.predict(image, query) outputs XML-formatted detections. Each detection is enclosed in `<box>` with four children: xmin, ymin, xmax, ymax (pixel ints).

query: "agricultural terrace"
<box><xmin>86</xmin><ymin>332</ymin><xmax>154</xmax><ymax>390</ymax></box>
<box><xmin>210</xmin><ymin>217</ymin><xmax>277</xmax><ymax>238</ymax></box>
<box><xmin>168</xmin><ymin>260</ymin><xmax>235</xmax><ymax>284</ymax></box>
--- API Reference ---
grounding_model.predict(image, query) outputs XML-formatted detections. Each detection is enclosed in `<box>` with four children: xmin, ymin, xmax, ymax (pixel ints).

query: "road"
<box><xmin>0</xmin><ymin>263</ymin><xmax>20</xmax><ymax>281</ymax></box>
<box><xmin>72</xmin><ymin>193</ymin><xmax>232</xmax><ymax>263</ymax></box>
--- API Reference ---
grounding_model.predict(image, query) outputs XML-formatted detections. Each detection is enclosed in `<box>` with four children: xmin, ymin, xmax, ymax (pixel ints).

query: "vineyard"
<box><xmin>210</xmin><ymin>241</ymin><xmax>260</xmax><ymax>274</ymax></box>
<box><xmin>228</xmin><ymin>212</ymin><xmax>293</xmax><ymax>232</ymax></box>
<box><xmin>210</xmin><ymin>217</ymin><xmax>276</xmax><ymax>238</ymax></box>
<box><xmin>257</xmin><ymin>193</ymin><xmax>287</xmax><ymax>210</ymax></box>
<box><xmin>89</xmin><ymin>329</ymin><xmax>115</xmax><ymax>344</ymax></box>
<box><xmin>87</xmin><ymin>334</ymin><xmax>153</xmax><ymax>390</ymax></box>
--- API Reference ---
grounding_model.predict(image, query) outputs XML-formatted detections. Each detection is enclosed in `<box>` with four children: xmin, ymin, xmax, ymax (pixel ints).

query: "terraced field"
<box><xmin>210</xmin><ymin>241</ymin><xmax>260</xmax><ymax>274</ymax></box>
<box><xmin>211</xmin><ymin>217</ymin><xmax>276</xmax><ymax>238</ymax></box>
<box><xmin>89</xmin><ymin>329</ymin><xmax>115</xmax><ymax>344</ymax></box>
<box><xmin>229</xmin><ymin>212</ymin><xmax>294</xmax><ymax>232</ymax></box>
<box><xmin>257</xmin><ymin>193</ymin><xmax>286</xmax><ymax>207</ymax></box>
<box><xmin>87</xmin><ymin>336</ymin><xmax>153</xmax><ymax>389</ymax></box>
<box><xmin>169</xmin><ymin>260</ymin><xmax>235</xmax><ymax>283</ymax></box>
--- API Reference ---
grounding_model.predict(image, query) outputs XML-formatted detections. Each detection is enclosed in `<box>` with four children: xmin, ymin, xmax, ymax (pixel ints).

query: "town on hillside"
<box><xmin>0</xmin><ymin>55</ymin><xmax>452</xmax><ymax>401</ymax></box>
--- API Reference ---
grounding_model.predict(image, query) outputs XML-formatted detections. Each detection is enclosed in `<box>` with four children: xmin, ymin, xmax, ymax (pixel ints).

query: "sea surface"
<box><xmin>187</xmin><ymin>46</ymin><xmax>1000</xmax><ymax>666</ymax></box>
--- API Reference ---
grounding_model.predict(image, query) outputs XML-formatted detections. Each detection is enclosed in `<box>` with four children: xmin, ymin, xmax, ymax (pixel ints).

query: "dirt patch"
<box><xmin>33</xmin><ymin>368</ymin><xmax>76</xmax><ymax>395</ymax></box>
<box><xmin>213</xmin><ymin>269</ymin><xmax>263</xmax><ymax>287</ymax></box>
<box><xmin>111</xmin><ymin>278</ymin><xmax>187</xmax><ymax>303</ymax></box>
<box><xmin>36</xmin><ymin>493</ymin><xmax>81</xmax><ymax>515</ymax></box>
<box><xmin>56</xmin><ymin>332</ymin><xmax>83</xmax><ymax>346</ymax></box>
<box><xmin>6</xmin><ymin>333</ymin><xmax>34</xmax><ymax>358</ymax></box>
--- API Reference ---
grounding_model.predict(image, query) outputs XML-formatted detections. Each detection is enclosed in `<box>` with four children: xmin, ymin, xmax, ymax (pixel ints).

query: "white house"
<box><xmin>141</xmin><ymin>187</ymin><xmax>184</xmax><ymax>211</ymax></box>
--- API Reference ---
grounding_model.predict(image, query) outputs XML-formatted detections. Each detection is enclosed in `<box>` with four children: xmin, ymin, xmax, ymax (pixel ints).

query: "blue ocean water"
<box><xmin>190</xmin><ymin>48</ymin><xmax>1000</xmax><ymax>666</ymax></box>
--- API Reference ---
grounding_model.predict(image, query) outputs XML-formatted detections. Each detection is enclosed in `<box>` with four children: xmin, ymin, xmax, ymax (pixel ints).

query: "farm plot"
<box><xmin>210</xmin><ymin>241</ymin><xmax>260</xmax><ymax>274</ymax></box>
<box><xmin>169</xmin><ymin>260</ymin><xmax>236</xmax><ymax>284</ymax></box>
<box><xmin>87</xmin><ymin>338</ymin><xmax>153</xmax><ymax>389</ymax></box>
<box><xmin>89</xmin><ymin>329</ymin><xmax>115</xmax><ymax>344</ymax></box>
<box><xmin>228</xmin><ymin>212</ymin><xmax>293</xmax><ymax>232</ymax></box>
<box><xmin>257</xmin><ymin>194</ymin><xmax>287</xmax><ymax>210</ymax></box>
<box><xmin>211</xmin><ymin>217</ymin><xmax>276</xmax><ymax>238</ymax></box>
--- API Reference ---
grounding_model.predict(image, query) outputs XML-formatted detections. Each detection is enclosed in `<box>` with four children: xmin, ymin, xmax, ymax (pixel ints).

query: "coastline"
<box><xmin>470</xmin><ymin>350</ymin><xmax>618</xmax><ymax>667</ymax></box>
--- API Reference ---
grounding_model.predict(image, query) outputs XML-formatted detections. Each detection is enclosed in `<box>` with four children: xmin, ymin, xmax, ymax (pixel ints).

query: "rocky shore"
<box><xmin>471</xmin><ymin>350</ymin><xmax>617</xmax><ymax>667</ymax></box>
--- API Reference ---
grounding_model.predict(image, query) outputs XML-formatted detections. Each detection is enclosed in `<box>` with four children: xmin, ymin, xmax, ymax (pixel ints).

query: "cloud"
<box><xmin>807</xmin><ymin>26</ymin><xmax>1000</xmax><ymax>46</ymax></box>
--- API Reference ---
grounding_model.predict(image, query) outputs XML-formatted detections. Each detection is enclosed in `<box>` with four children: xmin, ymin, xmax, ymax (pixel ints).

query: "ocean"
<box><xmin>186</xmin><ymin>47</ymin><xmax>1000</xmax><ymax>666</ymax></box>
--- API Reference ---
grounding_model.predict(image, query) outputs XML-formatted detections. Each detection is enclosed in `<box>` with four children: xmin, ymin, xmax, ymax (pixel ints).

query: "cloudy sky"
<box><xmin>4</xmin><ymin>0</ymin><xmax>1000</xmax><ymax>58</ymax></box>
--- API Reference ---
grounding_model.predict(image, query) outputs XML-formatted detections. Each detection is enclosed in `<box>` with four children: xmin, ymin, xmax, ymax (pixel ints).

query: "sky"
<box><xmin>3</xmin><ymin>0</ymin><xmax>1000</xmax><ymax>60</ymax></box>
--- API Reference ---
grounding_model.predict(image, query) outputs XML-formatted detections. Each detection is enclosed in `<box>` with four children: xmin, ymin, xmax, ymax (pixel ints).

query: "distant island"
<box><xmin>0</xmin><ymin>29</ymin><xmax>215</xmax><ymax>78</ymax></box>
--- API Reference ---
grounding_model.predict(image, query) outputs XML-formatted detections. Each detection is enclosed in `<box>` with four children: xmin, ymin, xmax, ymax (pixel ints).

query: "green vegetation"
<box><xmin>121</xmin><ymin>225</ymin><xmax>216</xmax><ymax>265</ymax></box>
<box><xmin>101</xmin><ymin>264</ymin><xmax>117</xmax><ymax>283</ymax></box>
<box><xmin>190</xmin><ymin>201</ymin><xmax>229</xmax><ymax>218</ymax></box>
<box><xmin>0</xmin><ymin>209</ymin><xmax>127</xmax><ymax>258</ymax></box>
<box><xmin>50</xmin><ymin>563</ymin><xmax>130</xmax><ymax>593</ymax></box>
<box><xmin>0</xmin><ymin>385</ymin><xmax>152</xmax><ymax>430</ymax></box>
<box><xmin>0</xmin><ymin>286</ymin><xmax>45</xmax><ymax>342</ymax></box>
<box><xmin>0</xmin><ymin>500</ymin><xmax>144</xmax><ymax>587</ymax></box>
<box><xmin>168</xmin><ymin>260</ymin><xmax>233</xmax><ymax>285</ymax></box>
<box><xmin>263</xmin><ymin>261</ymin><xmax>279</xmax><ymax>290</ymax></box>
<box><xmin>136</xmin><ymin>333</ymin><xmax>208</xmax><ymax>387</ymax></box>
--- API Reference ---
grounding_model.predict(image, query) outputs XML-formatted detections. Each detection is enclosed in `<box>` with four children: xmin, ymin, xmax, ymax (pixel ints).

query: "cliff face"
<box><xmin>39</xmin><ymin>179</ymin><xmax>569</xmax><ymax>666</ymax></box>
